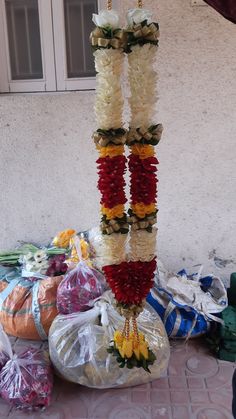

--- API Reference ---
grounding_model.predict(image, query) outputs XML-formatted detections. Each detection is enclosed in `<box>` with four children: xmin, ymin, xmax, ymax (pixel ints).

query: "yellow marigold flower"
<box><xmin>139</xmin><ymin>341</ymin><xmax>149</xmax><ymax>360</ymax></box>
<box><xmin>138</xmin><ymin>333</ymin><xmax>145</xmax><ymax>341</ymax></box>
<box><xmin>133</xmin><ymin>340</ymin><xmax>141</xmax><ymax>360</ymax></box>
<box><xmin>118</xmin><ymin>347</ymin><xmax>125</xmax><ymax>358</ymax></box>
<box><xmin>122</xmin><ymin>338</ymin><xmax>133</xmax><ymax>359</ymax></box>
<box><xmin>97</xmin><ymin>145</ymin><xmax>124</xmax><ymax>158</ymax></box>
<box><xmin>131</xmin><ymin>144</ymin><xmax>155</xmax><ymax>159</ymax></box>
<box><xmin>131</xmin><ymin>203</ymin><xmax>156</xmax><ymax>219</ymax></box>
<box><xmin>53</xmin><ymin>229</ymin><xmax>76</xmax><ymax>248</ymax></box>
<box><xmin>114</xmin><ymin>331</ymin><xmax>124</xmax><ymax>347</ymax></box>
<box><xmin>101</xmin><ymin>205</ymin><xmax>124</xmax><ymax>219</ymax></box>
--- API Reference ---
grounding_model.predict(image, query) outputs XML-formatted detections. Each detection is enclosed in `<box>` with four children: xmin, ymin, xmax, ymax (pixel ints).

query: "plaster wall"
<box><xmin>0</xmin><ymin>0</ymin><xmax>236</xmax><ymax>280</ymax></box>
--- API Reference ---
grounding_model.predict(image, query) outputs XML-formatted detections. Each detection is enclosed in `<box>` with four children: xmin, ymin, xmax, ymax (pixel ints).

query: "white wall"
<box><xmin>0</xmin><ymin>0</ymin><xmax>236</xmax><ymax>281</ymax></box>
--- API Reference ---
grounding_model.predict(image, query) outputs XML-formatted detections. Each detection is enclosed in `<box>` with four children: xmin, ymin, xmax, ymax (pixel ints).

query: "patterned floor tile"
<box><xmin>1</xmin><ymin>338</ymin><xmax>234</xmax><ymax>419</ymax></box>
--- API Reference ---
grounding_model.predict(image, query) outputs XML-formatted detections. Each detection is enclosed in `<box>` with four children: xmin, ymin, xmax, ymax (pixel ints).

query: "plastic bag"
<box><xmin>147</xmin><ymin>267</ymin><xmax>227</xmax><ymax>339</ymax></box>
<box><xmin>49</xmin><ymin>291</ymin><xmax>170</xmax><ymax>389</ymax></box>
<box><xmin>0</xmin><ymin>325</ymin><xmax>53</xmax><ymax>410</ymax></box>
<box><xmin>0</xmin><ymin>324</ymin><xmax>11</xmax><ymax>371</ymax></box>
<box><xmin>57</xmin><ymin>261</ymin><xmax>107</xmax><ymax>314</ymax></box>
<box><xmin>66</xmin><ymin>234</ymin><xmax>92</xmax><ymax>269</ymax></box>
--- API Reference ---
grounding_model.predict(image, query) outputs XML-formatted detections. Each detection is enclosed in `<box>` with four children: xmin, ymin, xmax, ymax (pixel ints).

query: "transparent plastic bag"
<box><xmin>0</xmin><ymin>325</ymin><xmax>53</xmax><ymax>410</ymax></box>
<box><xmin>57</xmin><ymin>260</ymin><xmax>107</xmax><ymax>314</ymax></box>
<box><xmin>0</xmin><ymin>324</ymin><xmax>11</xmax><ymax>372</ymax></box>
<box><xmin>49</xmin><ymin>291</ymin><xmax>170</xmax><ymax>389</ymax></box>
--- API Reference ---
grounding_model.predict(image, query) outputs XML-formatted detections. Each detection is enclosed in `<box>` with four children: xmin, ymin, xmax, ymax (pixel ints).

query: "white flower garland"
<box><xmin>92</xmin><ymin>16</ymin><xmax>128</xmax><ymax>266</ymax></box>
<box><xmin>94</xmin><ymin>49</ymin><xmax>124</xmax><ymax>130</ymax></box>
<box><xmin>127</xmin><ymin>11</ymin><xmax>159</xmax><ymax>263</ymax></box>
<box><xmin>129</xmin><ymin>228</ymin><xmax>157</xmax><ymax>262</ymax></box>
<box><xmin>89</xmin><ymin>227</ymin><xmax>127</xmax><ymax>269</ymax></box>
<box><xmin>128</xmin><ymin>43</ymin><xmax>158</xmax><ymax>128</ymax></box>
<box><xmin>92</xmin><ymin>8</ymin><xmax>160</xmax><ymax>267</ymax></box>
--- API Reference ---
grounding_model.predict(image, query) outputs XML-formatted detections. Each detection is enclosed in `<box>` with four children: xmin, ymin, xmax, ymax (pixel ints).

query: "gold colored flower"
<box><xmin>53</xmin><ymin>229</ymin><xmax>76</xmax><ymax>248</ymax></box>
<box><xmin>131</xmin><ymin>144</ymin><xmax>155</xmax><ymax>159</ymax></box>
<box><xmin>101</xmin><ymin>204</ymin><xmax>125</xmax><ymax>219</ymax></box>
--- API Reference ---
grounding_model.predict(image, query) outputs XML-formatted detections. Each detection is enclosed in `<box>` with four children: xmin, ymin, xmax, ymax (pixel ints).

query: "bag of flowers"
<box><xmin>57</xmin><ymin>261</ymin><xmax>106</xmax><ymax>314</ymax></box>
<box><xmin>0</xmin><ymin>325</ymin><xmax>53</xmax><ymax>410</ymax></box>
<box><xmin>0</xmin><ymin>247</ymin><xmax>68</xmax><ymax>340</ymax></box>
<box><xmin>49</xmin><ymin>291</ymin><xmax>170</xmax><ymax>389</ymax></box>
<box><xmin>57</xmin><ymin>235</ymin><xmax>107</xmax><ymax>314</ymax></box>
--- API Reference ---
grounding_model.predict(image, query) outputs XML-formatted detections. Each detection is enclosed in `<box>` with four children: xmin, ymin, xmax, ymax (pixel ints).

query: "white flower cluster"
<box><xmin>128</xmin><ymin>43</ymin><xmax>158</xmax><ymax>127</ymax></box>
<box><xmin>89</xmin><ymin>227</ymin><xmax>127</xmax><ymax>268</ymax></box>
<box><xmin>94</xmin><ymin>49</ymin><xmax>124</xmax><ymax>130</ymax></box>
<box><xmin>127</xmin><ymin>9</ymin><xmax>153</xmax><ymax>26</ymax></box>
<box><xmin>21</xmin><ymin>250</ymin><xmax>49</xmax><ymax>274</ymax></box>
<box><xmin>92</xmin><ymin>10</ymin><xmax>120</xmax><ymax>30</ymax></box>
<box><xmin>129</xmin><ymin>228</ymin><xmax>157</xmax><ymax>262</ymax></box>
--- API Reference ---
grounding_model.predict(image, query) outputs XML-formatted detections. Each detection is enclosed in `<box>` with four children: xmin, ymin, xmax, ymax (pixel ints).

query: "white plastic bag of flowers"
<box><xmin>48</xmin><ymin>291</ymin><xmax>170</xmax><ymax>389</ymax></box>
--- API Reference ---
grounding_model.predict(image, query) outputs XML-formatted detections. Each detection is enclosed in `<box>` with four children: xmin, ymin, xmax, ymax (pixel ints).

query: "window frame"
<box><xmin>0</xmin><ymin>0</ymin><xmax>56</xmax><ymax>93</ymax></box>
<box><xmin>0</xmin><ymin>0</ymin><xmax>120</xmax><ymax>93</ymax></box>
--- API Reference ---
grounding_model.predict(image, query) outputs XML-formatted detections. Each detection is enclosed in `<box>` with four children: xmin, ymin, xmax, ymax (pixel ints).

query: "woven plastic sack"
<box><xmin>0</xmin><ymin>325</ymin><xmax>53</xmax><ymax>410</ymax></box>
<box><xmin>49</xmin><ymin>291</ymin><xmax>170</xmax><ymax>389</ymax></box>
<box><xmin>0</xmin><ymin>266</ymin><xmax>63</xmax><ymax>340</ymax></box>
<box><xmin>147</xmin><ymin>269</ymin><xmax>227</xmax><ymax>338</ymax></box>
<box><xmin>57</xmin><ymin>261</ymin><xmax>106</xmax><ymax>314</ymax></box>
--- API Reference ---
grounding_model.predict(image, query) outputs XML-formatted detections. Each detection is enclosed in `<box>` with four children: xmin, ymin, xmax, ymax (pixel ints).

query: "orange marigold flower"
<box><xmin>131</xmin><ymin>203</ymin><xmax>156</xmax><ymax>218</ymax></box>
<box><xmin>130</xmin><ymin>144</ymin><xmax>155</xmax><ymax>159</ymax></box>
<box><xmin>52</xmin><ymin>229</ymin><xmax>76</xmax><ymax>248</ymax></box>
<box><xmin>97</xmin><ymin>145</ymin><xmax>124</xmax><ymax>158</ymax></box>
<box><xmin>101</xmin><ymin>204</ymin><xmax>125</xmax><ymax>219</ymax></box>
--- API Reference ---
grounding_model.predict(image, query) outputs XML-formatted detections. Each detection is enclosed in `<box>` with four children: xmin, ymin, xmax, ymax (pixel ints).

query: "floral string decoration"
<box><xmin>91</xmin><ymin>3</ymin><xmax>128</xmax><ymax>236</ymax></box>
<box><xmin>91</xmin><ymin>1</ymin><xmax>162</xmax><ymax>372</ymax></box>
<box><xmin>90</xmin><ymin>0</ymin><xmax>130</xmax><ymax>340</ymax></box>
<box><xmin>106</xmin><ymin>3</ymin><xmax>163</xmax><ymax>371</ymax></box>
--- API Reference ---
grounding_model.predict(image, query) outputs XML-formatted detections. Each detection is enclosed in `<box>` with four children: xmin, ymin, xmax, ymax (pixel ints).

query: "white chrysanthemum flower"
<box><xmin>34</xmin><ymin>250</ymin><xmax>47</xmax><ymax>262</ymax></box>
<box><xmin>92</xmin><ymin>9</ymin><xmax>120</xmax><ymax>29</ymax></box>
<box><xmin>94</xmin><ymin>49</ymin><xmax>124</xmax><ymax>129</ymax></box>
<box><xmin>127</xmin><ymin>8</ymin><xmax>152</xmax><ymax>26</ymax></box>
<box><xmin>128</xmin><ymin>44</ymin><xmax>158</xmax><ymax>126</ymax></box>
<box><xmin>129</xmin><ymin>229</ymin><xmax>157</xmax><ymax>262</ymax></box>
<box><xmin>89</xmin><ymin>228</ymin><xmax>127</xmax><ymax>268</ymax></box>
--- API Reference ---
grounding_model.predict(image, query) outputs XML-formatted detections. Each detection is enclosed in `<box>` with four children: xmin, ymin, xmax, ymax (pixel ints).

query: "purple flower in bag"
<box><xmin>57</xmin><ymin>261</ymin><xmax>106</xmax><ymax>314</ymax></box>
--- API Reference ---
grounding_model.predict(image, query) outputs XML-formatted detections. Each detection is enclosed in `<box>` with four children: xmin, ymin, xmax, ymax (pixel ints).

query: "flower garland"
<box><xmin>91</xmin><ymin>3</ymin><xmax>163</xmax><ymax>371</ymax></box>
<box><xmin>126</xmin><ymin>8</ymin><xmax>161</xmax><ymax>276</ymax></box>
<box><xmin>113</xmin><ymin>7</ymin><xmax>163</xmax><ymax>369</ymax></box>
<box><xmin>91</xmin><ymin>8</ymin><xmax>128</xmax><ymax>238</ymax></box>
<box><xmin>90</xmin><ymin>9</ymin><xmax>129</xmax><ymax>292</ymax></box>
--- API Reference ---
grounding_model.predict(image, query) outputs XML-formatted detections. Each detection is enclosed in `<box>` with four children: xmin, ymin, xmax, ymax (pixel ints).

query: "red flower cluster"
<box><xmin>103</xmin><ymin>258</ymin><xmax>157</xmax><ymax>305</ymax></box>
<box><xmin>128</xmin><ymin>155</ymin><xmax>158</xmax><ymax>205</ymax></box>
<box><xmin>97</xmin><ymin>156</ymin><xmax>127</xmax><ymax>208</ymax></box>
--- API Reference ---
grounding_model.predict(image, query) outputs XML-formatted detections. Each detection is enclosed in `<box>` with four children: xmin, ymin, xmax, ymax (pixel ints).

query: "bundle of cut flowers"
<box><xmin>0</xmin><ymin>228</ymin><xmax>94</xmax><ymax>278</ymax></box>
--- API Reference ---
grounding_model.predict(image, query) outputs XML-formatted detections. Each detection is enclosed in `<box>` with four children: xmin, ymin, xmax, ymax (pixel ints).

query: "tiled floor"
<box><xmin>0</xmin><ymin>338</ymin><xmax>234</xmax><ymax>419</ymax></box>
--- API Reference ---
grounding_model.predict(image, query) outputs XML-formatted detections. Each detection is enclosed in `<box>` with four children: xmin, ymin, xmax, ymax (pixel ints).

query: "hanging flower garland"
<box><xmin>126</xmin><ymin>5</ymin><xmax>163</xmax><ymax>269</ymax></box>
<box><xmin>91</xmin><ymin>1</ymin><xmax>163</xmax><ymax>372</ymax></box>
<box><xmin>90</xmin><ymin>6</ymin><xmax>129</xmax><ymax>271</ymax></box>
<box><xmin>91</xmin><ymin>9</ymin><xmax>129</xmax><ymax>233</ymax></box>
<box><xmin>107</xmin><ymin>5</ymin><xmax>163</xmax><ymax>371</ymax></box>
